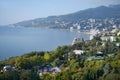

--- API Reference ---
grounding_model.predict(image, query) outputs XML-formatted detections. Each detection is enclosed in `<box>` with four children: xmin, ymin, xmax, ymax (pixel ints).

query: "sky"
<box><xmin>0</xmin><ymin>0</ymin><xmax>120</xmax><ymax>25</ymax></box>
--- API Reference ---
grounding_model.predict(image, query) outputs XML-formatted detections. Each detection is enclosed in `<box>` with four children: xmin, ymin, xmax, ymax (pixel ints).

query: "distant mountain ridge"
<box><xmin>13</xmin><ymin>4</ymin><xmax>120</xmax><ymax>29</ymax></box>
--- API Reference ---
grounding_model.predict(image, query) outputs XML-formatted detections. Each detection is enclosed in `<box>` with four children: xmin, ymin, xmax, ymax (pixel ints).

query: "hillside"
<box><xmin>13</xmin><ymin>4</ymin><xmax>120</xmax><ymax>29</ymax></box>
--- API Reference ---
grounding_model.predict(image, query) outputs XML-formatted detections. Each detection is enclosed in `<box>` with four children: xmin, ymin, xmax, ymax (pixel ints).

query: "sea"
<box><xmin>0</xmin><ymin>26</ymin><xmax>90</xmax><ymax>60</ymax></box>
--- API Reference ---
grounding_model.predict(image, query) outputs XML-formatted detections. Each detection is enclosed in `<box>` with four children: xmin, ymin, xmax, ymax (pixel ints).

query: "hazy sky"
<box><xmin>0</xmin><ymin>0</ymin><xmax>120</xmax><ymax>25</ymax></box>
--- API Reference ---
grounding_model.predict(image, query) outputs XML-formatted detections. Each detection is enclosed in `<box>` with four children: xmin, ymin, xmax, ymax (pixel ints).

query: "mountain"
<box><xmin>13</xmin><ymin>4</ymin><xmax>120</xmax><ymax>29</ymax></box>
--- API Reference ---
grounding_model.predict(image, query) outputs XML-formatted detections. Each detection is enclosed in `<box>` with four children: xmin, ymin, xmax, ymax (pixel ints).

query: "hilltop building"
<box><xmin>72</xmin><ymin>37</ymin><xmax>84</xmax><ymax>45</ymax></box>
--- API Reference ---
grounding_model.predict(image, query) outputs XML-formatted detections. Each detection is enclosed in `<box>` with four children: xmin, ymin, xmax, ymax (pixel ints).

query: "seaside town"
<box><xmin>0</xmin><ymin>1</ymin><xmax>120</xmax><ymax>79</ymax></box>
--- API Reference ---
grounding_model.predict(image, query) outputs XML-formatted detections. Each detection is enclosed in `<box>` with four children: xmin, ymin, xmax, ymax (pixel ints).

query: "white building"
<box><xmin>110</xmin><ymin>36</ymin><xmax>116</xmax><ymax>42</ymax></box>
<box><xmin>96</xmin><ymin>52</ymin><xmax>104</xmax><ymax>56</ymax></box>
<box><xmin>73</xmin><ymin>50</ymin><xmax>85</xmax><ymax>55</ymax></box>
<box><xmin>101</xmin><ymin>36</ymin><xmax>109</xmax><ymax>41</ymax></box>
<box><xmin>77</xmin><ymin>25</ymin><xmax>81</xmax><ymax>30</ymax></box>
<box><xmin>2</xmin><ymin>65</ymin><xmax>18</xmax><ymax>72</ymax></box>
<box><xmin>101</xmin><ymin>36</ymin><xmax>116</xmax><ymax>42</ymax></box>
<box><xmin>51</xmin><ymin>67</ymin><xmax>61</xmax><ymax>74</ymax></box>
<box><xmin>117</xmin><ymin>31</ymin><xmax>120</xmax><ymax>36</ymax></box>
<box><xmin>111</xmin><ymin>28</ymin><xmax>117</xmax><ymax>33</ymax></box>
<box><xmin>70</xmin><ymin>27</ymin><xmax>73</xmax><ymax>30</ymax></box>
<box><xmin>89</xmin><ymin>29</ymin><xmax>100</xmax><ymax>40</ymax></box>
<box><xmin>116</xmin><ymin>43</ymin><xmax>120</xmax><ymax>47</ymax></box>
<box><xmin>90</xmin><ymin>35</ymin><xmax>94</xmax><ymax>40</ymax></box>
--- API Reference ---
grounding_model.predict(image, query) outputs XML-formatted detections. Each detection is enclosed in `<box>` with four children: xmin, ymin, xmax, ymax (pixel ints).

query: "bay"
<box><xmin>0</xmin><ymin>26</ymin><xmax>90</xmax><ymax>60</ymax></box>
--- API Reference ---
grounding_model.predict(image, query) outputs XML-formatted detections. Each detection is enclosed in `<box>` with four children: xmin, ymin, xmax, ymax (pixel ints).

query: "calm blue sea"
<box><xmin>0</xmin><ymin>26</ymin><xmax>90</xmax><ymax>60</ymax></box>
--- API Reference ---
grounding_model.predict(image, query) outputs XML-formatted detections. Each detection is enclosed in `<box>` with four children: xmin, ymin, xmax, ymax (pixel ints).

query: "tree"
<box><xmin>72</xmin><ymin>72</ymin><xmax>84</xmax><ymax>80</ymax></box>
<box><xmin>103</xmin><ymin>64</ymin><xmax>112</xmax><ymax>77</ymax></box>
<box><xmin>105</xmin><ymin>73</ymin><xmax>120</xmax><ymax>80</ymax></box>
<box><xmin>53</xmin><ymin>46</ymin><xmax>68</xmax><ymax>58</ymax></box>
<box><xmin>61</xmin><ymin>70</ymin><xmax>72</xmax><ymax>80</ymax></box>
<box><xmin>86</xmin><ymin>50</ymin><xmax>93</xmax><ymax>56</ymax></box>
<box><xmin>0</xmin><ymin>71</ymin><xmax>19</xmax><ymax>80</ymax></box>
<box><xmin>53</xmin><ymin>58</ymin><xmax>59</xmax><ymax>67</ymax></box>
<box><xmin>44</xmin><ymin>52</ymin><xmax>50</xmax><ymax>62</ymax></box>
<box><xmin>20</xmin><ymin>70</ymin><xmax>40</xmax><ymax>80</ymax></box>
<box><xmin>42</xmin><ymin>74</ymin><xmax>53</xmax><ymax>80</ymax></box>
<box><xmin>83</xmin><ymin>68</ymin><xmax>97</xmax><ymax>80</ymax></box>
<box><xmin>70</xmin><ymin>59</ymin><xmax>79</xmax><ymax>72</ymax></box>
<box><xmin>15</xmin><ymin>57</ymin><xmax>32</xmax><ymax>69</ymax></box>
<box><xmin>30</xmin><ymin>55</ymin><xmax>44</xmax><ymax>66</ymax></box>
<box><xmin>54</xmin><ymin>72</ymin><xmax>62</xmax><ymax>80</ymax></box>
